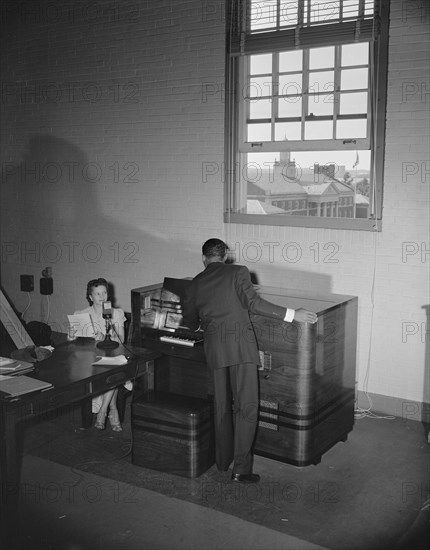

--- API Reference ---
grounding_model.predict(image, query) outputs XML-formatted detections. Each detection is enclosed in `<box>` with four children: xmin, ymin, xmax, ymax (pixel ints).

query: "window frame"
<box><xmin>224</xmin><ymin>0</ymin><xmax>390</xmax><ymax>231</ymax></box>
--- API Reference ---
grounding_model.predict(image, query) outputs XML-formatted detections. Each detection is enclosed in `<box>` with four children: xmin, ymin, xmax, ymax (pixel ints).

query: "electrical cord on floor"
<box><xmin>67</xmin><ymin>461</ymin><xmax>128</xmax><ymax>488</ymax></box>
<box><xmin>353</xmin><ymin>230</ymin><xmax>395</xmax><ymax>421</ymax></box>
<box><xmin>354</xmin><ymin>393</ymin><xmax>395</xmax><ymax>420</ymax></box>
<box><xmin>99</xmin><ymin>322</ymin><xmax>144</xmax><ymax>459</ymax></box>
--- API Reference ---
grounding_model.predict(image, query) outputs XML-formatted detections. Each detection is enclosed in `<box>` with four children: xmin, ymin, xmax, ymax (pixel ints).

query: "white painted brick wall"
<box><xmin>0</xmin><ymin>0</ymin><xmax>428</xmax><ymax>407</ymax></box>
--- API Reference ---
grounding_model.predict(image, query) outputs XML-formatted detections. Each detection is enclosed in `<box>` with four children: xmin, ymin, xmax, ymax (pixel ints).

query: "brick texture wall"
<box><xmin>0</xmin><ymin>0</ymin><xmax>428</xmax><ymax>407</ymax></box>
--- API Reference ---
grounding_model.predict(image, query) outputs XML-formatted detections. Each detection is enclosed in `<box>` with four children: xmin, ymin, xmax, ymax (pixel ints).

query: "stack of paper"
<box><xmin>0</xmin><ymin>374</ymin><xmax>53</xmax><ymax>397</ymax></box>
<box><xmin>0</xmin><ymin>357</ymin><xmax>34</xmax><ymax>376</ymax></box>
<box><xmin>92</xmin><ymin>355</ymin><xmax>128</xmax><ymax>366</ymax></box>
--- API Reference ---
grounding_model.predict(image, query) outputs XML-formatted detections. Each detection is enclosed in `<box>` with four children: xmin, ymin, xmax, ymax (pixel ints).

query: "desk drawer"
<box><xmin>90</xmin><ymin>360</ymin><xmax>154</xmax><ymax>394</ymax></box>
<box><xmin>91</xmin><ymin>370</ymin><xmax>130</xmax><ymax>393</ymax></box>
<box><xmin>27</xmin><ymin>384</ymin><xmax>90</xmax><ymax>414</ymax></box>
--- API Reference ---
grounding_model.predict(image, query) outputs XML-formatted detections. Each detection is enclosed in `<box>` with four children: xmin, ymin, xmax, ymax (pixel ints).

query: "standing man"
<box><xmin>183</xmin><ymin>238</ymin><xmax>317</xmax><ymax>483</ymax></box>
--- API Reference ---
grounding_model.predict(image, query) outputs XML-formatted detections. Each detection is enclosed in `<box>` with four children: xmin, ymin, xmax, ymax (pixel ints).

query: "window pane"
<box><xmin>280</xmin><ymin>0</ymin><xmax>298</xmax><ymax>27</ymax></box>
<box><xmin>290</xmin><ymin>150</ymin><xmax>371</xmax><ymax>175</ymax></box>
<box><xmin>336</xmin><ymin>119</ymin><xmax>367</xmax><ymax>139</ymax></box>
<box><xmin>342</xmin><ymin>0</ymin><xmax>360</xmax><ymax>19</ymax></box>
<box><xmin>309</xmin><ymin>46</ymin><xmax>335</xmax><ymax>69</ymax></box>
<box><xmin>248</xmin><ymin>77</ymin><xmax>273</xmax><ymax>98</ymax></box>
<box><xmin>308</xmin><ymin>95</ymin><xmax>334</xmax><ymax>116</ymax></box>
<box><xmin>341</xmin><ymin>43</ymin><xmax>369</xmax><ymax>66</ymax></box>
<box><xmin>249</xmin><ymin>0</ymin><xmax>277</xmax><ymax>31</ymax></box>
<box><xmin>249</xmin><ymin>99</ymin><xmax>272</xmax><ymax>119</ymax></box>
<box><xmin>304</xmin><ymin>120</ymin><xmax>333</xmax><ymax>139</ymax></box>
<box><xmin>365</xmin><ymin>0</ymin><xmax>375</xmax><ymax>16</ymax></box>
<box><xmin>278</xmin><ymin>97</ymin><xmax>302</xmax><ymax>117</ymax></box>
<box><xmin>275</xmin><ymin>122</ymin><xmax>301</xmax><ymax>141</ymax></box>
<box><xmin>248</xmin><ymin>0</ymin><xmax>374</xmax><ymax>33</ymax></box>
<box><xmin>279</xmin><ymin>50</ymin><xmax>303</xmax><ymax>72</ymax></box>
<box><xmin>309</xmin><ymin>1</ymin><xmax>340</xmax><ymax>24</ymax></box>
<box><xmin>243</xmin><ymin>160</ymin><xmax>268</xmax><ymax>184</ymax></box>
<box><xmin>279</xmin><ymin>74</ymin><xmax>303</xmax><ymax>96</ymax></box>
<box><xmin>308</xmin><ymin>71</ymin><xmax>335</xmax><ymax>93</ymax></box>
<box><xmin>240</xmin><ymin>150</ymin><xmax>371</xmax><ymax>219</ymax></box>
<box><xmin>340</xmin><ymin>68</ymin><xmax>368</xmax><ymax>90</ymax></box>
<box><xmin>340</xmin><ymin>92</ymin><xmax>368</xmax><ymax>114</ymax></box>
<box><xmin>246</xmin><ymin>152</ymin><xmax>280</xmax><ymax>171</ymax></box>
<box><xmin>247</xmin><ymin>123</ymin><xmax>271</xmax><ymax>142</ymax></box>
<box><xmin>250</xmin><ymin>54</ymin><xmax>273</xmax><ymax>75</ymax></box>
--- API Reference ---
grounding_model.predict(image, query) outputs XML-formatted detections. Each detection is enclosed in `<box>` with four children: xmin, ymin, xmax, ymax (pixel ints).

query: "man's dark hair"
<box><xmin>202</xmin><ymin>238</ymin><xmax>228</xmax><ymax>259</ymax></box>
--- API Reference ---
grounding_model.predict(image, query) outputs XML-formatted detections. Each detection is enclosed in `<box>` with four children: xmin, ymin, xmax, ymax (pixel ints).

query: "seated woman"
<box><xmin>70</xmin><ymin>277</ymin><xmax>127</xmax><ymax>432</ymax></box>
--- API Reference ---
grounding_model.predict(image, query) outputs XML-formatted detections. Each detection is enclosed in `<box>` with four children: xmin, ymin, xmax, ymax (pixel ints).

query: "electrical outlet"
<box><xmin>20</xmin><ymin>275</ymin><xmax>34</xmax><ymax>292</ymax></box>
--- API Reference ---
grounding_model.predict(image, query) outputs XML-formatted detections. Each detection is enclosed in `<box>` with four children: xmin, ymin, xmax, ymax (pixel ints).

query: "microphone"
<box><xmin>102</xmin><ymin>301</ymin><xmax>112</xmax><ymax>319</ymax></box>
<box><xmin>97</xmin><ymin>301</ymin><xmax>119</xmax><ymax>349</ymax></box>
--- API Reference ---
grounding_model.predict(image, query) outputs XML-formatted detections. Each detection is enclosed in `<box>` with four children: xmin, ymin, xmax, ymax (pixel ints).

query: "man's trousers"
<box><xmin>212</xmin><ymin>363</ymin><xmax>259</xmax><ymax>475</ymax></box>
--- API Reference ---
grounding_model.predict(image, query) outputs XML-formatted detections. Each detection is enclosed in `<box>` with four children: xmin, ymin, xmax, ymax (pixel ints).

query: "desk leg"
<box><xmin>0</xmin><ymin>405</ymin><xmax>21</xmax><ymax>519</ymax></box>
<box><xmin>81</xmin><ymin>397</ymin><xmax>93</xmax><ymax>429</ymax></box>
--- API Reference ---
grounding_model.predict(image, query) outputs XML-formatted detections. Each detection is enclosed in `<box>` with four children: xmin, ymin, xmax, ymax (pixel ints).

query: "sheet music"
<box><xmin>67</xmin><ymin>313</ymin><xmax>96</xmax><ymax>338</ymax></box>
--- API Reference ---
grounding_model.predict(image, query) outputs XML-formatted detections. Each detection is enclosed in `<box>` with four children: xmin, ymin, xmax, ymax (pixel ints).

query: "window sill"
<box><xmin>224</xmin><ymin>212</ymin><xmax>382</xmax><ymax>232</ymax></box>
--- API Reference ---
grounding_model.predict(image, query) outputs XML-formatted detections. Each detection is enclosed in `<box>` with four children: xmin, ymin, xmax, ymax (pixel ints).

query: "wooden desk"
<box><xmin>0</xmin><ymin>338</ymin><xmax>158</xmax><ymax>497</ymax></box>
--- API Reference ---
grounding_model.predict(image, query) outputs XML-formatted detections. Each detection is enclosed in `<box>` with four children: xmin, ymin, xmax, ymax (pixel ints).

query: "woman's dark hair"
<box><xmin>86</xmin><ymin>278</ymin><xmax>108</xmax><ymax>305</ymax></box>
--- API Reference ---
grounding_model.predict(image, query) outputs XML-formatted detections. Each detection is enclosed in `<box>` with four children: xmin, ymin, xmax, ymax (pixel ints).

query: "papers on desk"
<box><xmin>0</xmin><ymin>374</ymin><xmax>53</xmax><ymax>397</ymax></box>
<box><xmin>67</xmin><ymin>313</ymin><xmax>96</xmax><ymax>338</ymax></box>
<box><xmin>92</xmin><ymin>355</ymin><xmax>128</xmax><ymax>366</ymax></box>
<box><xmin>0</xmin><ymin>357</ymin><xmax>34</xmax><ymax>375</ymax></box>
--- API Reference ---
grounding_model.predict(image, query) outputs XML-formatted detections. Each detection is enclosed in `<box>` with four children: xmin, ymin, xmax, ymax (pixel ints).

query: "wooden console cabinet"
<box><xmin>131</xmin><ymin>283</ymin><xmax>357</xmax><ymax>466</ymax></box>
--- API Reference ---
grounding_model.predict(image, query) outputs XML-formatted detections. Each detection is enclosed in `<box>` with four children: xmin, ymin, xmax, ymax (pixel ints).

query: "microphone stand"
<box><xmin>96</xmin><ymin>316</ymin><xmax>119</xmax><ymax>349</ymax></box>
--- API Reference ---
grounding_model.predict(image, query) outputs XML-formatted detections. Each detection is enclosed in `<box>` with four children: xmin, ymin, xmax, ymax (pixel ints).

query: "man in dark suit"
<box><xmin>183</xmin><ymin>238</ymin><xmax>317</xmax><ymax>483</ymax></box>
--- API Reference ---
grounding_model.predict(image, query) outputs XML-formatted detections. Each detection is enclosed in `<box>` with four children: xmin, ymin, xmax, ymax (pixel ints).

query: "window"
<box><xmin>224</xmin><ymin>0</ymin><xmax>390</xmax><ymax>230</ymax></box>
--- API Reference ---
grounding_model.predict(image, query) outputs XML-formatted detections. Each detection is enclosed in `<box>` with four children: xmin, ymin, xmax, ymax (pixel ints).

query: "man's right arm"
<box><xmin>292</xmin><ymin>308</ymin><xmax>318</xmax><ymax>324</ymax></box>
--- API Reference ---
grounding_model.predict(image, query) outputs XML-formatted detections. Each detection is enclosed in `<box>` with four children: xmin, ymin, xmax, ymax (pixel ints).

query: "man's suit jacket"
<box><xmin>183</xmin><ymin>262</ymin><xmax>287</xmax><ymax>369</ymax></box>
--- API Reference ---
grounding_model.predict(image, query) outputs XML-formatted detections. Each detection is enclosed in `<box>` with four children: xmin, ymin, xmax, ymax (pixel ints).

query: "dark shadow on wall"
<box><xmin>226</xmin><ymin>240</ymin><xmax>333</xmax><ymax>293</ymax></box>
<box><xmin>1</xmin><ymin>134</ymin><xmax>193</xmax><ymax>314</ymax></box>
<box><xmin>1</xmin><ymin>134</ymin><xmax>334</xmax><ymax>322</ymax></box>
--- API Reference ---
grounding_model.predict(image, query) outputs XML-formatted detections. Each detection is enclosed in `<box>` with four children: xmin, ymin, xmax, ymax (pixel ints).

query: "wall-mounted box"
<box><xmin>20</xmin><ymin>275</ymin><xmax>34</xmax><ymax>292</ymax></box>
<box><xmin>40</xmin><ymin>277</ymin><xmax>53</xmax><ymax>295</ymax></box>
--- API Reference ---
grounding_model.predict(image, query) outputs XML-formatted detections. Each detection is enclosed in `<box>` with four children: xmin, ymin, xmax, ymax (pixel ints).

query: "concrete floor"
<box><xmin>2</xmin><ymin>402</ymin><xmax>429</xmax><ymax>550</ymax></box>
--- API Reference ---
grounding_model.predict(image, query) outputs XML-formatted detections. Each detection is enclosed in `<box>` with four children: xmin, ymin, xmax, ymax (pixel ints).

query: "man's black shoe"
<box><xmin>231</xmin><ymin>473</ymin><xmax>260</xmax><ymax>484</ymax></box>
